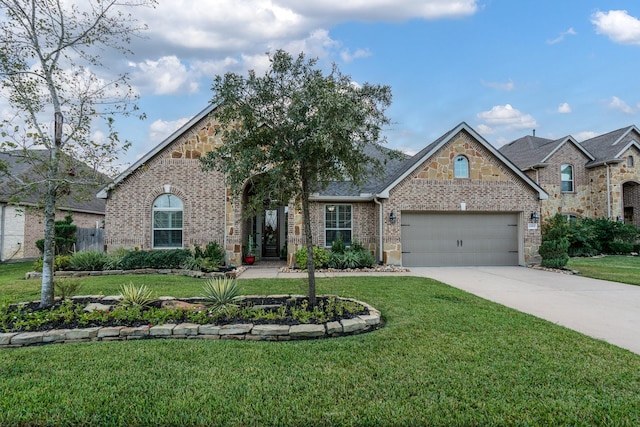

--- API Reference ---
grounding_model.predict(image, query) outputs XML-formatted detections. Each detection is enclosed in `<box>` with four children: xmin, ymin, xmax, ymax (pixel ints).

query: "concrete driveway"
<box><xmin>409</xmin><ymin>266</ymin><xmax>640</xmax><ymax>355</ymax></box>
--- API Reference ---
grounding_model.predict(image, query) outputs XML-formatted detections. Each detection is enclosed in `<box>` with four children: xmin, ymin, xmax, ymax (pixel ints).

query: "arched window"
<box><xmin>454</xmin><ymin>155</ymin><xmax>469</xmax><ymax>178</ymax></box>
<box><xmin>153</xmin><ymin>194</ymin><xmax>183</xmax><ymax>248</ymax></box>
<box><xmin>561</xmin><ymin>164</ymin><xmax>574</xmax><ymax>192</ymax></box>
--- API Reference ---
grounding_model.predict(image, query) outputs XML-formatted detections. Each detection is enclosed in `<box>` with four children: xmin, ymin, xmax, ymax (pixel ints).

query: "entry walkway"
<box><xmin>239</xmin><ymin>265</ymin><xmax>640</xmax><ymax>355</ymax></box>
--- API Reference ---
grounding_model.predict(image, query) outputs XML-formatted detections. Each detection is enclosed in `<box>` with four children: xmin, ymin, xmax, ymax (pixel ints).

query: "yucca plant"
<box><xmin>118</xmin><ymin>283</ymin><xmax>155</xmax><ymax>308</ymax></box>
<box><xmin>201</xmin><ymin>277</ymin><xmax>242</xmax><ymax>313</ymax></box>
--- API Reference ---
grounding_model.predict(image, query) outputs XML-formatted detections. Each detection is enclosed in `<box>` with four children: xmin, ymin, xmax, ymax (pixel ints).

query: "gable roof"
<box><xmin>0</xmin><ymin>150</ymin><xmax>108</xmax><ymax>214</ymax></box>
<box><xmin>97</xmin><ymin>103</ymin><xmax>218</xmax><ymax>199</ymax></box>
<box><xmin>498</xmin><ymin>134</ymin><xmax>594</xmax><ymax>170</ymax></box>
<box><xmin>375</xmin><ymin>122</ymin><xmax>548</xmax><ymax>200</ymax></box>
<box><xmin>579</xmin><ymin>125</ymin><xmax>640</xmax><ymax>167</ymax></box>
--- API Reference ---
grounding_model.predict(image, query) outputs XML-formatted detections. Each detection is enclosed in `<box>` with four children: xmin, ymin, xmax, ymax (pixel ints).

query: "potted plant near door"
<box><xmin>243</xmin><ymin>235</ymin><xmax>257</xmax><ymax>265</ymax></box>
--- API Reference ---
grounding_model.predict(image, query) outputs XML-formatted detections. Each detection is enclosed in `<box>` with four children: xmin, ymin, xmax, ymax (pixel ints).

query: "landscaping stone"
<box><xmin>198</xmin><ymin>324</ymin><xmax>221</xmax><ymax>335</ymax></box>
<box><xmin>150</xmin><ymin>324</ymin><xmax>176</xmax><ymax>336</ymax></box>
<box><xmin>326</xmin><ymin>321</ymin><xmax>342</xmax><ymax>335</ymax></box>
<box><xmin>252</xmin><ymin>325</ymin><xmax>290</xmax><ymax>336</ymax></box>
<box><xmin>84</xmin><ymin>303</ymin><xmax>113</xmax><ymax>312</ymax></box>
<box><xmin>98</xmin><ymin>327</ymin><xmax>123</xmax><ymax>338</ymax></box>
<box><xmin>219</xmin><ymin>324</ymin><xmax>253</xmax><ymax>335</ymax></box>
<box><xmin>12</xmin><ymin>332</ymin><xmax>44</xmax><ymax>345</ymax></box>
<box><xmin>102</xmin><ymin>295</ymin><xmax>123</xmax><ymax>302</ymax></box>
<box><xmin>66</xmin><ymin>327</ymin><xmax>100</xmax><ymax>340</ymax></box>
<box><xmin>119</xmin><ymin>326</ymin><xmax>150</xmax><ymax>337</ymax></box>
<box><xmin>173</xmin><ymin>323</ymin><xmax>199</xmax><ymax>336</ymax></box>
<box><xmin>341</xmin><ymin>317</ymin><xmax>367</xmax><ymax>333</ymax></box>
<box><xmin>43</xmin><ymin>329</ymin><xmax>70</xmax><ymax>343</ymax></box>
<box><xmin>359</xmin><ymin>314</ymin><xmax>380</xmax><ymax>326</ymax></box>
<box><xmin>289</xmin><ymin>324</ymin><xmax>325</xmax><ymax>338</ymax></box>
<box><xmin>0</xmin><ymin>333</ymin><xmax>18</xmax><ymax>345</ymax></box>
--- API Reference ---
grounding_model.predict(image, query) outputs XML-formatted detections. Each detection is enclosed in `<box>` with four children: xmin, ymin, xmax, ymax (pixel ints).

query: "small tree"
<box><xmin>0</xmin><ymin>0</ymin><xmax>155</xmax><ymax>307</ymax></box>
<box><xmin>539</xmin><ymin>213</ymin><xmax>570</xmax><ymax>268</ymax></box>
<box><xmin>35</xmin><ymin>213</ymin><xmax>77</xmax><ymax>255</ymax></box>
<box><xmin>201</xmin><ymin>50</ymin><xmax>394</xmax><ymax>305</ymax></box>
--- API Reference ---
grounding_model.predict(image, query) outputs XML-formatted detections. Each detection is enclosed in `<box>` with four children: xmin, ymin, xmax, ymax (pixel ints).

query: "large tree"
<box><xmin>201</xmin><ymin>50</ymin><xmax>393</xmax><ymax>305</ymax></box>
<box><xmin>0</xmin><ymin>0</ymin><xmax>155</xmax><ymax>307</ymax></box>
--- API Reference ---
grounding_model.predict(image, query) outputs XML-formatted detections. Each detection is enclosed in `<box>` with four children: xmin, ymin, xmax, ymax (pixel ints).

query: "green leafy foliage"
<box><xmin>539</xmin><ymin>213</ymin><xmax>570</xmax><ymax>268</ymax></box>
<box><xmin>200</xmin><ymin>277</ymin><xmax>242</xmax><ymax>313</ymax></box>
<box><xmin>188</xmin><ymin>241</ymin><xmax>226</xmax><ymax>272</ymax></box>
<box><xmin>54</xmin><ymin>279</ymin><xmax>82</xmax><ymax>299</ymax></box>
<box><xmin>295</xmin><ymin>246</ymin><xmax>330</xmax><ymax>269</ymax></box>
<box><xmin>69</xmin><ymin>250</ymin><xmax>110</xmax><ymax>271</ymax></box>
<box><xmin>35</xmin><ymin>214</ymin><xmax>77</xmax><ymax>255</ymax></box>
<box><xmin>566</xmin><ymin>217</ymin><xmax>639</xmax><ymax>256</ymax></box>
<box><xmin>119</xmin><ymin>249</ymin><xmax>193</xmax><ymax>270</ymax></box>
<box><xmin>32</xmin><ymin>255</ymin><xmax>72</xmax><ymax>272</ymax></box>
<box><xmin>118</xmin><ymin>283</ymin><xmax>155</xmax><ymax>308</ymax></box>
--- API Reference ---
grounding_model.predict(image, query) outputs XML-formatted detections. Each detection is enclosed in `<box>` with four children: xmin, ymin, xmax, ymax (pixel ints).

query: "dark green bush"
<box><xmin>119</xmin><ymin>249</ymin><xmax>192</xmax><ymax>270</ymax></box>
<box><xmin>539</xmin><ymin>213</ymin><xmax>570</xmax><ymax>268</ymax></box>
<box><xmin>35</xmin><ymin>214</ymin><xmax>77</xmax><ymax>255</ymax></box>
<box><xmin>565</xmin><ymin>217</ymin><xmax>639</xmax><ymax>256</ymax></box>
<box><xmin>295</xmin><ymin>246</ymin><xmax>330</xmax><ymax>269</ymax></box>
<box><xmin>608</xmin><ymin>241</ymin><xmax>634</xmax><ymax>254</ymax></box>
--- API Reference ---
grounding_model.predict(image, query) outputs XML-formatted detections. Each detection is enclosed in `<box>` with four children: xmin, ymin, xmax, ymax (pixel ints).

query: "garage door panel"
<box><xmin>401</xmin><ymin>212</ymin><xmax>519</xmax><ymax>267</ymax></box>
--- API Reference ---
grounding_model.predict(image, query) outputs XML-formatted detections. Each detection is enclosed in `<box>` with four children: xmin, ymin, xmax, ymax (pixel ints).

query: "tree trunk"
<box><xmin>39</xmin><ymin>148</ymin><xmax>59</xmax><ymax>308</ymax></box>
<box><xmin>301</xmin><ymin>178</ymin><xmax>316</xmax><ymax>306</ymax></box>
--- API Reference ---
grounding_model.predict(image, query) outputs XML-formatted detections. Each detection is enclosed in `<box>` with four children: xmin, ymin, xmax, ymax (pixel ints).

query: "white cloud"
<box><xmin>130</xmin><ymin>56</ymin><xmax>199</xmax><ymax>95</ymax></box>
<box><xmin>477</xmin><ymin>104</ymin><xmax>538</xmax><ymax>130</ymax></box>
<box><xmin>148</xmin><ymin>118</ymin><xmax>191</xmax><ymax>144</ymax></box>
<box><xmin>607</xmin><ymin>96</ymin><xmax>635</xmax><ymax>114</ymax></box>
<box><xmin>558</xmin><ymin>102</ymin><xmax>572</xmax><ymax>113</ymax></box>
<box><xmin>547</xmin><ymin>27</ymin><xmax>577</xmax><ymax>45</ymax></box>
<box><xmin>592</xmin><ymin>10</ymin><xmax>640</xmax><ymax>45</ymax></box>
<box><xmin>341</xmin><ymin>48</ymin><xmax>372</xmax><ymax>63</ymax></box>
<box><xmin>476</xmin><ymin>124</ymin><xmax>495</xmax><ymax>135</ymax></box>
<box><xmin>573</xmin><ymin>131</ymin><xmax>598</xmax><ymax>142</ymax></box>
<box><xmin>481</xmin><ymin>79</ymin><xmax>514</xmax><ymax>91</ymax></box>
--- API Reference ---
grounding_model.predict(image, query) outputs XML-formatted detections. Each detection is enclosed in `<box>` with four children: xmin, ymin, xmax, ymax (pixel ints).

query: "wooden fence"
<box><xmin>74</xmin><ymin>227</ymin><xmax>105</xmax><ymax>252</ymax></box>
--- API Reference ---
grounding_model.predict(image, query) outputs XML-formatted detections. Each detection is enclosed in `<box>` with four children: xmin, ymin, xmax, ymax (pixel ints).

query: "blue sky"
<box><xmin>47</xmin><ymin>1</ymin><xmax>640</xmax><ymax>166</ymax></box>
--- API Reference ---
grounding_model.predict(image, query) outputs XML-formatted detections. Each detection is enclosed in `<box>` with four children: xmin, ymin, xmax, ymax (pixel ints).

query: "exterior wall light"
<box><xmin>530</xmin><ymin>212</ymin><xmax>539</xmax><ymax>223</ymax></box>
<box><xmin>389</xmin><ymin>211</ymin><xmax>396</xmax><ymax>224</ymax></box>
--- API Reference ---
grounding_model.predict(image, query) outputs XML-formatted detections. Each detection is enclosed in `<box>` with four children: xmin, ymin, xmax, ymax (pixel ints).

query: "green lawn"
<box><xmin>1</xmin><ymin>261</ymin><xmax>640</xmax><ymax>425</ymax></box>
<box><xmin>568</xmin><ymin>255</ymin><xmax>640</xmax><ymax>286</ymax></box>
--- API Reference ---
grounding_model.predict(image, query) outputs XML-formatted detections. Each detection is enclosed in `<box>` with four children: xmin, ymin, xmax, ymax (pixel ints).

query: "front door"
<box><xmin>263</xmin><ymin>208</ymin><xmax>279</xmax><ymax>258</ymax></box>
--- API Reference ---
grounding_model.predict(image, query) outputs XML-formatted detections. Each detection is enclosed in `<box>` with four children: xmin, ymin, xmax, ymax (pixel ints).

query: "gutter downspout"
<box><xmin>373</xmin><ymin>197</ymin><xmax>384</xmax><ymax>264</ymax></box>
<box><xmin>606</xmin><ymin>162</ymin><xmax>612</xmax><ymax>219</ymax></box>
<box><xmin>0</xmin><ymin>204</ymin><xmax>5</xmax><ymax>262</ymax></box>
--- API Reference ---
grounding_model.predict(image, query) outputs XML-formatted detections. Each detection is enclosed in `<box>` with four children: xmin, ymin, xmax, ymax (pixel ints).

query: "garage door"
<box><xmin>400</xmin><ymin>212</ymin><xmax>519</xmax><ymax>267</ymax></box>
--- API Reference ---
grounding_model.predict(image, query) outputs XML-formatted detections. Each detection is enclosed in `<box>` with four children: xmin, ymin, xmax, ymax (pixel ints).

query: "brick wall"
<box><xmin>536</xmin><ymin>142</ymin><xmax>592</xmax><ymax>219</ymax></box>
<box><xmin>384</xmin><ymin>130</ymin><xmax>542</xmax><ymax>265</ymax></box>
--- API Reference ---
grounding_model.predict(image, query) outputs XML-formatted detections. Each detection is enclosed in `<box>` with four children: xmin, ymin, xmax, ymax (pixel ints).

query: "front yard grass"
<box><xmin>567</xmin><ymin>255</ymin><xmax>640</xmax><ymax>286</ymax></box>
<box><xmin>1</xmin><ymin>261</ymin><xmax>640</xmax><ymax>425</ymax></box>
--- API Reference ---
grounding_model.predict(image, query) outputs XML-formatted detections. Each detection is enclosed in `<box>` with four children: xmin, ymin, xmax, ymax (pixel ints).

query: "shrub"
<box><xmin>69</xmin><ymin>251</ymin><xmax>110</xmax><ymax>271</ymax></box>
<box><xmin>118</xmin><ymin>283</ymin><xmax>155</xmax><ymax>308</ymax></box>
<box><xmin>608</xmin><ymin>241</ymin><xmax>634</xmax><ymax>254</ymax></box>
<box><xmin>33</xmin><ymin>255</ymin><xmax>73</xmax><ymax>272</ymax></box>
<box><xmin>331</xmin><ymin>233</ymin><xmax>346</xmax><ymax>254</ymax></box>
<box><xmin>35</xmin><ymin>214</ymin><xmax>77</xmax><ymax>255</ymax></box>
<box><xmin>539</xmin><ymin>213</ymin><xmax>569</xmax><ymax>269</ymax></box>
<box><xmin>119</xmin><ymin>249</ymin><xmax>193</xmax><ymax>270</ymax></box>
<box><xmin>295</xmin><ymin>246</ymin><xmax>330</xmax><ymax>269</ymax></box>
<box><xmin>201</xmin><ymin>277</ymin><xmax>242</xmax><ymax>313</ymax></box>
<box><xmin>54</xmin><ymin>279</ymin><xmax>82</xmax><ymax>299</ymax></box>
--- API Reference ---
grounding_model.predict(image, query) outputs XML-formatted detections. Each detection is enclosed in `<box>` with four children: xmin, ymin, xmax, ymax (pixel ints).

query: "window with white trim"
<box><xmin>628</xmin><ymin>156</ymin><xmax>634</xmax><ymax>168</ymax></box>
<box><xmin>561</xmin><ymin>164</ymin><xmax>574</xmax><ymax>192</ymax></box>
<box><xmin>325</xmin><ymin>204</ymin><xmax>352</xmax><ymax>246</ymax></box>
<box><xmin>454</xmin><ymin>155</ymin><xmax>469</xmax><ymax>178</ymax></box>
<box><xmin>153</xmin><ymin>194</ymin><xmax>183</xmax><ymax>248</ymax></box>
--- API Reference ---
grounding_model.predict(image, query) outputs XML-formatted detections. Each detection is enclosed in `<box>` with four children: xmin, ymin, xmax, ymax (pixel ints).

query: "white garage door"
<box><xmin>401</xmin><ymin>212</ymin><xmax>520</xmax><ymax>267</ymax></box>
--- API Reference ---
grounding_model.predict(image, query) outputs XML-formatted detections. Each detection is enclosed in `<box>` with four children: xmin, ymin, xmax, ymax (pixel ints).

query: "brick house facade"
<box><xmin>99</xmin><ymin>106</ymin><xmax>547</xmax><ymax>267</ymax></box>
<box><xmin>499</xmin><ymin>126</ymin><xmax>640</xmax><ymax>227</ymax></box>
<box><xmin>0</xmin><ymin>150</ymin><xmax>106</xmax><ymax>261</ymax></box>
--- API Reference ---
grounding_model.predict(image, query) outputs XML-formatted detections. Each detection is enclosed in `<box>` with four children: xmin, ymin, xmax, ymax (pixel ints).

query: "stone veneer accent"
<box><xmin>0</xmin><ymin>295</ymin><xmax>381</xmax><ymax>348</ymax></box>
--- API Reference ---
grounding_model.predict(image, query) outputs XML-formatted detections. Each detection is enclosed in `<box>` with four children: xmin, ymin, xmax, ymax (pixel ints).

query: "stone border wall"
<box><xmin>24</xmin><ymin>267</ymin><xmax>245</xmax><ymax>280</ymax></box>
<box><xmin>0</xmin><ymin>295</ymin><xmax>382</xmax><ymax>348</ymax></box>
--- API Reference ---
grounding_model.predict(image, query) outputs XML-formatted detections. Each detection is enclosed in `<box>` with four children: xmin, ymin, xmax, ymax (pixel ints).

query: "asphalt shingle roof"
<box><xmin>0</xmin><ymin>150</ymin><xmax>107</xmax><ymax>214</ymax></box>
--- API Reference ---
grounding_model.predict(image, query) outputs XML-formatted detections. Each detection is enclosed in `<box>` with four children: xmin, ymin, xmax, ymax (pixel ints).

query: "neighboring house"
<box><xmin>98</xmin><ymin>104</ymin><xmax>547</xmax><ymax>267</ymax></box>
<box><xmin>0</xmin><ymin>150</ymin><xmax>107</xmax><ymax>261</ymax></box>
<box><xmin>499</xmin><ymin>125</ymin><xmax>640</xmax><ymax>226</ymax></box>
